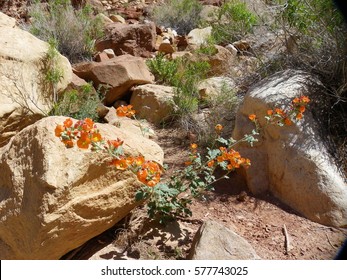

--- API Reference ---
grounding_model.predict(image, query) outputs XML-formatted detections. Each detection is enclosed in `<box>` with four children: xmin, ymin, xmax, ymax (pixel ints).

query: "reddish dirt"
<box><xmin>153</xmin><ymin>127</ymin><xmax>347</xmax><ymax>260</ymax></box>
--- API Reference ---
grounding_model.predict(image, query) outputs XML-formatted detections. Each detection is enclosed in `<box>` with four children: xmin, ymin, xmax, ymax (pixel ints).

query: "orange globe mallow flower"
<box><xmin>248</xmin><ymin>114</ymin><xmax>257</xmax><ymax>121</ymax></box>
<box><xmin>137</xmin><ymin>161</ymin><xmax>162</xmax><ymax>187</ymax></box>
<box><xmin>111</xmin><ymin>158</ymin><xmax>128</xmax><ymax>170</ymax></box>
<box><xmin>116</xmin><ymin>105</ymin><xmax>136</xmax><ymax>118</ymax></box>
<box><xmin>63</xmin><ymin>118</ymin><xmax>73</xmax><ymax>128</ymax></box>
<box><xmin>108</xmin><ymin>139</ymin><xmax>124</xmax><ymax>149</ymax></box>
<box><xmin>55</xmin><ymin>124</ymin><xmax>65</xmax><ymax>137</ymax></box>
<box><xmin>217</xmin><ymin>147</ymin><xmax>251</xmax><ymax>170</ymax></box>
<box><xmin>190</xmin><ymin>143</ymin><xmax>198</xmax><ymax>150</ymax></box>
<box><xmin>207</xmin><ymin>160</ymin><xmax>215</xmax><ymax>168</ymax></box>
<box><xmin>283</xmin><ymin>118</ymin><xmax>292</xmax><ymax>126</ymax></box>
<box><xmin>63</xmin><ymin>139</ymin><xmax>74</xmax><ymax>148</ymax></box>
<box><xmin>215</xmin><ymin>124</ymin><xmax>223</xmax><ymax>133</ymax></box>
<box><xmin>267</xmin><ymin>109</ymin><xmax>274</xmax><ymax>116</ymax></box>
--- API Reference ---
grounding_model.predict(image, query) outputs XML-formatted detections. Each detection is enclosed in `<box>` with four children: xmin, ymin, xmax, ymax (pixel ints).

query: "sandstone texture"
<box><xmin>95</xmin><ymin>22</ymin><xmax>156</xmax><ymax>57</ymax></box>
<box><xmin>130</xmin><ymin>84</ymin><xmax>176</xmax><ymax>125</ymax></box>
<box><xmin>0</xmin><ymin>14</ymin><xmax>72</xmax><ymax>147</ymax></box>
<box><xmin>233</xmin><ymin>71</ymin><xmax>347</xmax><ymax>227</ymax></box>
<box><xmin>73</xmin><ymin>55</ymin><xmax>154</xmax><ymax>105</ymax></box>
<box><xmin>0</xmin><ymin>116</ymin><xmax>163</xmax><ymax>259</ymax></box>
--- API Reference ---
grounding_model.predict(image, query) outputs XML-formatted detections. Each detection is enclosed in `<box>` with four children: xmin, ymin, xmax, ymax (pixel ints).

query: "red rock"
<box><xmin>95</xmin><ymin>22</ymin><xmax>156</xmax><ymax>58</ymax></box>
<box><xmin>73</xmin><ymin>55</ymin><xmax>154</xmax><ymax>105</ymax></box>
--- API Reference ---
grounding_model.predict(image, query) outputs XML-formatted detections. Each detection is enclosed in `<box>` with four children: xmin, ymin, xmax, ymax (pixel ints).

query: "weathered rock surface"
<box><xmin>189</xmin><ymin>220</ymin><xmax>260</xmax><ymax>260</ymax></box>
<box><xmin>187</xmin><ymin>26</ymin><xmax>212</xmax><ymax>47</ymax></box>
<box><xmin>198</xmin><ymin>76</ymin><xmax>236</xmax><ymax>100</ymax></box>
<box><xmin>95</xmin><ymin>22</ymin><xmax>156</xmax><ymax>57</ymax></box>
<box><xmin>0</xmin><ymin>116</ymin><xmax>164</xmax><ymax>259</ymax></box>
<box><xmin>0</xmin><ymin>11</ymin><xmax>16</xmax><ymax>28</ymax></box>
<box><xmin>104</xmin><ymin>106</ymin><xmax>155</xmax><ymax>138</ymax></box>
<box><xmin>0</xmin><ymin>17</ymin><xmax>72</xmax><ymax>147</ymax></box>
<box><xmin>130</xmin><ymin>84</ymin><xmax>176</xmax><ymax>125</ymax></box>
<box><xmin>73</xmin><ymin>55</ymin><xmax>154</xmax><ymax>105</ymax></box>
<box><xmin>233</xmin><ymin>71</ymin><xmax>347</xmax><ymax>227</ymax></box>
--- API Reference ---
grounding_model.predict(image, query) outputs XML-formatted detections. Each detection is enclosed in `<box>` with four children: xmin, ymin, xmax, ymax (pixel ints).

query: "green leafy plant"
<box><xmin>28</xmin><ymin>0</ymin><xmax>104</xmax><ymax>62</ymax></box>
<box><xmin>51</xmin><ymin>83</ymin><xmax>102</xmax><ymax>121</ymax></box>
<box><xmin>150</xmin><ymin>0</ymin><xmax>203</xmax><ymax>35</ymax></box>
<box><xmin>134</xmin><ymin>95</ymin><xmax>310</xmax><ymax>223</ymax></box>
<box><xmin>146</xmin><ymin>54</ymin><xmax>210</xmax><ymax>128</ymax></box>
<box><xmin>211</xmin><ymin>0</ymin><xmax>258</xmax><ymax>44</ymax></box>
<box><xmin>45</xmin><ymin>38</ymin><xmax>64</xmax><ymax>104</ymax></box>
<box><xmin>55</xmin><ymin>95</ymin><xmax>310</xmax><ymax>224</ymax></box>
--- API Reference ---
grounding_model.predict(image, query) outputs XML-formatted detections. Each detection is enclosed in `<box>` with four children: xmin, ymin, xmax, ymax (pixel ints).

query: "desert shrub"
<box><xmin>28</xmin><ymin>0</ymin><xmax>104</xmax><ymax>62</ymax></box>
<box><xmin>149</xmin><ymin>0</ymin><xmax>203</xmax><ymax>35</ymax></box>
<box><xmin>147</xmin><ymin>54</ymin><xmax>210</xmax><ymax>129</ymax></box>
<box><xmin>198</xmin><ymin>83</ymin><xmax>240</xmax><ymax>146</ymax></box>
<box><xmin>211</xmin><ymin>0</ymin><xmax>258</xmax><ymax>44</ymax></box>
<box><xmin>51</xmin><ymin>83</ymin><xmax>102</xmax><ymax>121</ymax></box>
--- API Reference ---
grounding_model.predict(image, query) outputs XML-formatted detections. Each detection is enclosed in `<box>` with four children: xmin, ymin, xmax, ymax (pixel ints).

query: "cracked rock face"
<box><xmin>0</xmin><ymin>116</ymin><xmax>164</xmax><ymax>259</ymax></box>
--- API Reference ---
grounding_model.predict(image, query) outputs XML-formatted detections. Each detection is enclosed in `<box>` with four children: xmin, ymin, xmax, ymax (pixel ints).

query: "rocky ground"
<box><xmin>62</xmin><ymin>126</ymin><xmax>347</xmax><ymax>260</ymax></box>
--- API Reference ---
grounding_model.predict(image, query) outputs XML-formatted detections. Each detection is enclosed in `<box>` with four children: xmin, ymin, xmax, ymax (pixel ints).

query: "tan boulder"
<box><xmin>0</xmin><ymin>11</ymin><xmax>16</xmax><ymax>28</ymax></box>
<box><xmin>187</xmin><ymin>26</ymin><xmax>212</xmax><ymax>47</ymax></box>
<box><xmin>207</xmin><ymin>45</ymin><xmax>235</xmax><ymax>75</ymax></box>
<box><xmin>0</xmin><ymin>116</ymin><xmax>164</xmax><ymax>259</ymax></box>
<box><xmin>73</xmin><ymin>55</ymin><xmax>154</xmax><ymax>105</ymax></box>
<box><xmin>104</xmin><ymin>106</ymin><xmax>155</xmax><ymax>138</ymax></box>
<box><xmin>233</xmin><ymin>71</ymin><xmax>347</xmax><ymax>227</ymax></box>
<box><xmin>130</xmin><ymin>84</ymin><xmax>176</xmax><ymax>125</ymax></box>
<box><xmin>0</xmin><ymin>25</ymin><xmax>72</xmax><ymax>147</ymax></box>
<box><xmin>192</xmin><ymin>45</ymin><xmax>236</xmax><ymax>76</ymax></box>
<box><xmin>189</xmin><ymin>220</ymin><xmax>260</xmax><ymax>260</ymax></box>
<box><xmin>95</xmin><ymin>22</ymin><xmax>156</xmax><ymax>57</ymax></box>
<box><xmin>198</xmin><ymin>76</ymin><xmax>236</xmax><ymax>101</ymax></box>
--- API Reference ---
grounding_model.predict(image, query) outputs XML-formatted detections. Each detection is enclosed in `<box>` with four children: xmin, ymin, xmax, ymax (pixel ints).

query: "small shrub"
<box><xmin>51</xmin><ymin>83</ymin><xmax>102</xmax><ymax>121</ymax></box>
<box><xmin>146</xmin><ymin>54</ymin><xmax>210</xmax><ymax>129</ymax></box>
<box><xmin>198</xmin><ymin>82</ymin><xmax>240</xmax><ymax>146</ymax></box>
<box><xmin>149</xmin><ymin>0</ymin><xmax>203</xmax><ymax>35</ymax></box>
<box><xmin>28</xmin><ymin>0</ymin><xmax>104</xmax><ymax>62</ymax></box>
<box><xmin>55</xmin><ymin>96</ymin><xmax>310</xmax><ymax>223</ymax></box>
<box><xmin>211</xmin><ymin>0</ymin><xmax>258</xmax><ymax>44</ymax></box>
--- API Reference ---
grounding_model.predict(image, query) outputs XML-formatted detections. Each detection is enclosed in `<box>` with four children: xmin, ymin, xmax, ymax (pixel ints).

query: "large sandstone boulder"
<box><xmin>73</xmin><ymin>55</ymin><xmax>154</xmax><ymax>105</ymax></box>
<box><xmin>0</xmin><ymin>18</ymin><xmax>72</xmax><ymax>147</ymax></box>
<box><xmin>130</xmin><ymin>84</ymin><xmax>176</xmax><ymax>125</ymax></box>
<box><xmin>0</xmin><ymin>11</ymin><xmax>16</xmax><ymax>28</ymax></box>
<box><xmin>233</xmin><ymin>71</ymin><xmax>347</xmax><ymax>227</ymax></box>
<box><xmin>0</xmin><ymin>116</ymin><xmax>164</xmax><ymax>259</ymax></box>
<box><xmin>95</xmin><ymin>22</ymin><xmax>156</xmax><ymax>57</ymax></box>
<box><xmin>189</xmin><ymin>220</ymin><xmax>260</xmax><ymax>260</ymax></box>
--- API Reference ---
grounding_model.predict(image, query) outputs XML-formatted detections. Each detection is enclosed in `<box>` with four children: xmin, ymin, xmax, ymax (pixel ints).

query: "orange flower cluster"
<box><xmin>185</xmin><ymin>143</ymin><xmax>198</xmax><ymax>166</ymax></box>
<box><xmin>111</xmin><ymin>156</ymin><xmax>162</xmax><ymax>187</ymax></box>
<box><xmin>116</xmin><ymin>105</ymin><xmax>136</xmax><ymax>118</ymax></box>
<box><xmin>137</xmin><ymin>161</ymin><xmax>163</xmax><ymax>187</ymax></box>
<box><xmin>215</xmin><ymin>147</ymin><xmax>251</xmax><ymax>170</ymax></box>
<box><xmin>249</xmin><ymin>96</ymin><xmax>310</xmax><ymax>127</ymax></box>
<box><xmin>292</xmin><ymin>95</ymin><xmax>310</xmax><ymax>120</ymax></box>
<box><xmin>55</xmin><ymin>118</ymin><xmax>102</xmax><ymax>149</ymax></box>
